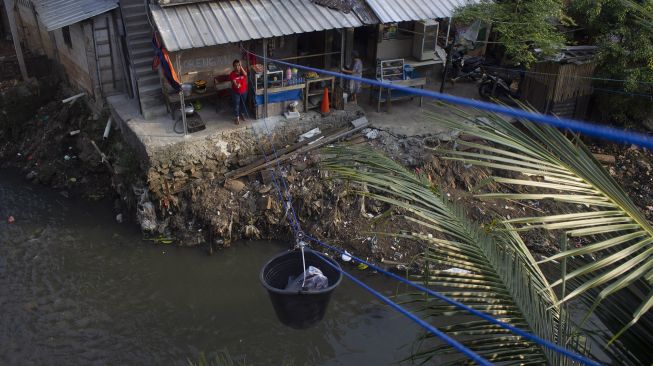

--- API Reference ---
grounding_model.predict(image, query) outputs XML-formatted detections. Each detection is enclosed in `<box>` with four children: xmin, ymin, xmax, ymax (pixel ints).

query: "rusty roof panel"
<box><xmin>150</xmin><ymin>0</ymin><xmax>364</xmax><ymax>52</ymax></box>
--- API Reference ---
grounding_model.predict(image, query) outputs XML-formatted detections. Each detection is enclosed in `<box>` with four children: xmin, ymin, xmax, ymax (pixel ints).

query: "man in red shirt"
<box><xmin>229</xmin><ymin>59</ymin><xmax>248</xmax><ymax>125</ymax></box>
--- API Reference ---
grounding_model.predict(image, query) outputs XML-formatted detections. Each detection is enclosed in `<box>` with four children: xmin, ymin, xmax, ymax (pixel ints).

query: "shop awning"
<box><xmin>365</xmin><ymin>0</ymin><xmax>477</xmax><ymax>23</ymax></box>
<box><xmin>150</xmin><ymin>0</ymin><xmax>364</xmax><ymax>52</ymax></box>
<box><xmin>33</xmin><ymin>0</ymin><xmax>118</xmax><ymax>32</ymax></box>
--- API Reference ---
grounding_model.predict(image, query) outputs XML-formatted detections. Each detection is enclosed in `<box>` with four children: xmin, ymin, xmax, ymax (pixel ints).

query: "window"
<box><xmin>62</xmin><ymin>26</ymin><xmax>72</xmax><ymax>48</ymax></box>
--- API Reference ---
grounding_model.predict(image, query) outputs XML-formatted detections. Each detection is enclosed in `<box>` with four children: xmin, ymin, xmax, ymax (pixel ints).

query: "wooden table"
<box><xmin>372</xmin><ymin>77</ymin><xmax>427</xmax><ymax>112</ymax></box>
<box><xmin>254</xmin><ymin>83</ymin><xmax>306</xmax><ymax>119</ymax></box>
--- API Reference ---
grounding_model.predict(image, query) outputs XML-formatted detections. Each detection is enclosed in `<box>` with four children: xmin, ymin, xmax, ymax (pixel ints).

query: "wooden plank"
<box><xmin>254</xmin><ymin>83</ymin><xmax>305</xmax><ymax>95</ymax></box>
<box><xmin>226</xmin><ymin>122</ymin><xmax>369</xmax><ymax>181</ymax></box>
<box><xmin>223</xmin><ymin>128</ymin><xmax>340</xmax><ymax>180</ymax></box>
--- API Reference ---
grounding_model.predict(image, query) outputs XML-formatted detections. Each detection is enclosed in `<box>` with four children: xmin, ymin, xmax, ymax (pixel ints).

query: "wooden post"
<box><xmin>4</xmin><ymin>0</ymin><xmax>29</xmax><ymax>81</ymax></box>
<box><xmin>263</xmin><ymin>38</ymin><xmax>269</xmax><ymax>119</ymax></box>
<box><xmin>176</xmin><ymin>52</ymin><xmax>188</xmax><ymax>136</ymax></box>
<box><xmin>445</xmin><ymin>17</ymin><xmax>452</xmax><ymax>47</ymax></box>
<box><xmin>339</xmin><ymin>29</ymin><xmax>345</xmax><ymax>88</ymax></box>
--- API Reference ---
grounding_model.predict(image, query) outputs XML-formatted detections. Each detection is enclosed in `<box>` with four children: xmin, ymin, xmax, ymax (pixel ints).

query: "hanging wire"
<box><xmin>243</xmin><ymin>48</ymin><xmax>653</xmax><ymax>149</ymax></box>
<box><xmin>305</xmin><ymin>234</ymin><xmax>601</xmax><ymax>366</ymax></box>
<box><xmin>312</xmin><ymin>250</ymin><xmax>494</xmax><ymax>366</ymax></box>
<box><xmin>241</xmin><ymin>47</ymin><xmax>604</xmax><ymax>366</ymax></box>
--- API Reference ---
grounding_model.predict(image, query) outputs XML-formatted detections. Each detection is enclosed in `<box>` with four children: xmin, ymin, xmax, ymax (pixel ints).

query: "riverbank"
<box><xmin>3</xmin><ymin>78</ymin><xmax>653</xmax><ymax>270</ymax></box>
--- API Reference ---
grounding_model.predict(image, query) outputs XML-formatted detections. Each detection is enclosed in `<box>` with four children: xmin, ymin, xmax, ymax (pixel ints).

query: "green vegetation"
<box><xmin>570</xmin><ymin>0</ymin><xmax>653</xmax><ymax>126</ymax></box>
<box><xmin>324</xmin><ymin>104</ymin><xmax>653</xmax><ymax>363</ymax></box>
<box><xmin>453</xmin><ymin>0</ymin><xmax>571</xmax><ymax>65</ymax></box>
<box><xmin>322</xmin><ymin>145</ymin><xmax>585</xmax><ymax>364</ymax></box>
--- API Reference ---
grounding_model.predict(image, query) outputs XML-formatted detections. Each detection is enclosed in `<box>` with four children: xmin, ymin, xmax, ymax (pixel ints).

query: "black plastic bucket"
<box><xmin>260</xmin><ymin>249</ymin><xmax>342</xmax><ymax>329</ymax></box>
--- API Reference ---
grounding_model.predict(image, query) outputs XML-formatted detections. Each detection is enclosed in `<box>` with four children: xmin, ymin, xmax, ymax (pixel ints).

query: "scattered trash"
<box><xmin>285</xmin><ymin>266</ymin><xmax>328</xmax><ymax>291</ymax></box>
<box><xmin>357</xmin><ymin>263</ymin><xmax>368</xmax><ymax>270</ymax></box>
<box><xmin>25</xmin><ymin>170</ymin><xmax>37</xmax><ymax>180</ymax></box>
<box><xmin>298</xmin><ymin>128</ymin><xmax>321</xmax><ymax>142</ymax></box>
<box><xmin>7</xmin><ymin>216</ymin><xmax>15</xmax><ymax>224</ymax></box>
<box><xmin>69</xmin><ymin>177</ymin><xmax>77</xmax><ymax>183</ymax></box>
<box><xmin>115</xmin><ymin>213</ymin><xmax>123</xmax><ymax>223</ymax></box>
<box><xmin>69</xmin><ymin>130</ymin><xmax>80</xmax><ymax>136</ymax></box>
<box><xmin>364</xmin><ymin>128</ymin><xmax>379</xmax><ymax>140</ymax></box>
<box><xmin>102</xmin><ymin>117</ymin><xmax>112</xmax><ymax>140</ymax></box>
<box><xmin>341</xmin><ymin>251</ymin><xmax>352</xmax><ymax>262</ymax></box>
<box><xmin>64</xmin><ymin>155</ymin><xmax>71</xmax><ymax>161</ymax></box>
<box><xmin>135</xmin><ymin>187</ymin><xmax>158</xmax><ymax>232</ymax></box>
<box><xmin>61</xmin><ymin>92</ymin><xmax>86</xmax><ymax>104</ymax></box>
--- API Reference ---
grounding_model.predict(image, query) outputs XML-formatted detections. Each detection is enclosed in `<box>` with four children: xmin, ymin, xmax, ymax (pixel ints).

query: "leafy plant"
<box><xmin>570</xmin><ymin>0</ymin><xmax>653</xmax><ymax>126</ymax></box>
<box><xmin>454</xmin><ymin>0</ymin><xmax>571</xmax><ymax>65</ymax></box>
<box><xmin>322</xmin><ymin>145</ymin><xmax>586</xmax><ymax>365</ymax></box>
<box><xmin>430</xmin><ymin>104</ymin><xmax>653</xmax><ymax>362</ymax></box>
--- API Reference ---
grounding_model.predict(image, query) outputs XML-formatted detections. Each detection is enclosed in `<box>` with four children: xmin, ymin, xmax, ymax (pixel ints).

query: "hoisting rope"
<box><xmin>238</xmin><ymin>51</ymin><xmax>490</xmax><ymax>364</ymax></box>
<box><xmin>239</xmin><ymin>46</ymin><xmax>603</xmax><ymax>366</ymax></box>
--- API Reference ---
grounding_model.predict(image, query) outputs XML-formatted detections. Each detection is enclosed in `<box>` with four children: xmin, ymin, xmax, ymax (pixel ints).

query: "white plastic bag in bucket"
<box><xmin>285</xmin><ymin>266</ymin><xmax>328</xmax><ymax>292</ymax></box>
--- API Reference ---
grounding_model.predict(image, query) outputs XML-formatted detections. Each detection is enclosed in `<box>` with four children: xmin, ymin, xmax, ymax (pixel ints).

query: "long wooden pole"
<box><xmin>263</xmin><ymin>38</ymin><xmax>269</xmax><ymax>119</ymax></box>
<box><xmin>4</xmin><ymin>0</ymin><xmax>28</xmax><ymax>81</ymax></box>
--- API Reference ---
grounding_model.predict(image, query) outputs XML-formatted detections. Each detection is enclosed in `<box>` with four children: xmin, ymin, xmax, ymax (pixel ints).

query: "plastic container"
<box><xmin>260</xmin><ymin>249</ymin><xmax>342</xmax><ymax>329</ymax></box>
<box><xmin>404</xmin><ymin>65</ymin><xmax>414</xmax><ymax>79</ymax></box>
<box><xmin>181</xmin><ymin>83</ymin><xmax>193</xmax><ymax>97</ymax></box>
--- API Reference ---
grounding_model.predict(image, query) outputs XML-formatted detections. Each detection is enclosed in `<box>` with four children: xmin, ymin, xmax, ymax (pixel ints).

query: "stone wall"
<box><xmin>145</xmin><ymin>109</ymin><xmax>363</xmax><ymax>199</ymax></box>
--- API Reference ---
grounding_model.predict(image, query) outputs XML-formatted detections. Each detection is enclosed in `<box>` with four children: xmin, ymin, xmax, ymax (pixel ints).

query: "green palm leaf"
<box><xmin>322</xmin><ymin>146</ymin><xmax>586</xmax><ymax>365</ymax></box>
<box><xmin>432</xmin><ymin>104</ymin><xmax>653</xmax><ymax>349</ymax></box>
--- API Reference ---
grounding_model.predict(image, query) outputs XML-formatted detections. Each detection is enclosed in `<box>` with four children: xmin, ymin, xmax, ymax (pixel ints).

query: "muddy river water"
<box><xmin>0</xmin><ymin>171</ymin><xmax>421</xmax><ymax>365</ymax></box>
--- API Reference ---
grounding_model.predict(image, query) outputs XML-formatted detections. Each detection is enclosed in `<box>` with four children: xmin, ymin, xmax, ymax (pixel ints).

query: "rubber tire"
<box><xmin>479</xmin><ymin>82</ymin><xmax>493</xmax><ymax>99</ymax></box>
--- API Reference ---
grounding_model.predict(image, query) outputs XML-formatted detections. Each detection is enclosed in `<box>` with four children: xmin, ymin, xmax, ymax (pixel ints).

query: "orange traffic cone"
<box><xmin>321</xmin><ymin>87</ymin><xmax>330</xmax><ymax>115</ymax></box>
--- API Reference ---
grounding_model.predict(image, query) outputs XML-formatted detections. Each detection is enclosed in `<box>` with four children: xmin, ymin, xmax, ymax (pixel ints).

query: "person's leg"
<box><xmin>239</xmin><ymin>91</ymin><xmax>248</xmax><ymax>120</ymax></box>
<box><xmin>232</xmin><ymin>90</ymin><xmax>240</xmax><ymax>124</ymax></box>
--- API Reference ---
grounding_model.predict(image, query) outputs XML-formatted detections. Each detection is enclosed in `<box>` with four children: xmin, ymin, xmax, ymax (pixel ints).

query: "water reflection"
<box><xmin>0</xmin><ymin>171</ymin><xmax>419</xmax><ymax>365</ymax></box>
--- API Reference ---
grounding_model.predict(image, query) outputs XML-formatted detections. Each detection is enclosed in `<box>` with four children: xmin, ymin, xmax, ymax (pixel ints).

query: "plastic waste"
<box><xmin>285</xmin><ymin>266</ymin><xmax>328</xmax><ymax>292</ymax></box>
<box><xmin>7</xmin><ymin>216</ymin><xmax>15</xmax><ymax>224</ymax></box>
<box><xmin>341</xmin><ymin>251</ymin><xmax>352</xmax><ymax>262</ymax></box>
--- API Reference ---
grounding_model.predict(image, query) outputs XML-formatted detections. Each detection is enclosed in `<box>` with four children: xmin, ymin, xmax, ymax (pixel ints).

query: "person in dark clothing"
<box><xmin>229</xmin><ymin>59</ymin><xmax>248</xmax><ymax>125</ymax></box>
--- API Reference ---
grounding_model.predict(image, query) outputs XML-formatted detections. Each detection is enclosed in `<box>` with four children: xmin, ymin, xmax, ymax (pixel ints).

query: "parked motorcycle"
<box><xmin>478</xmin><ymin>70</ymin><xmax>521</xmax><ymax>101</ymax></box>
<box><xmin>444</xmin><ymin>49</ymin><xmax>486</xmax><ymax>85</ymax></box>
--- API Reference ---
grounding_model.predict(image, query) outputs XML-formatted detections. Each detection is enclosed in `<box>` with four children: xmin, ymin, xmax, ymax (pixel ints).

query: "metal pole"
<box><xmin>4</xmin><ymin>0</ymin><xmax>28</xmax><ymax>81</ymax></box>
<box><xmin>263</xmin><ymin>38</ymin><xmax>268</xmax><ymax>119</ymax></box>
<box><xmin>340</xmin><ymin>29</ymin><xmax>345</xmax><ymax>88</ymax></box>
<box><xmin>445</xmin><ymin>17</ymin><xmax>452</xmax><ymax>47</ymax></box>
<box><xmin>440</xmin><ymin>45</ymin><xmax>452</xmax><ymax>94</ymax></box>
<box><xmin>176</xmin><ymin>52</ymin><xmax>188</xmax><ymax>136</ymax></box>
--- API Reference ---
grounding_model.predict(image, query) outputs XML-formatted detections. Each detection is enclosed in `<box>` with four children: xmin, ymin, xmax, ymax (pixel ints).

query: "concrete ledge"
<box><xmin>108</xmin><ymin>92</ymin><xmax>363</xmax><ymax>169</ymax></box>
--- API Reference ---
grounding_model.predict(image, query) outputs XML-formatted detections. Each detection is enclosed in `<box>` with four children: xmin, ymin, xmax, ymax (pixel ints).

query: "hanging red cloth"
<box><xmin>152</xmin><ymin>33</ymin><xmax>181</xmax><ymax>91</ymax></box>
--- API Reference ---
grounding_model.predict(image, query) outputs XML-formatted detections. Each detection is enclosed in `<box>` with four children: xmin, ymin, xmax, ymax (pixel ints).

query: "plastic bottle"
<box><xmin>286</xmin><ymin>67</ymin><xmax>292</xmax><ymax>81</ymax></box>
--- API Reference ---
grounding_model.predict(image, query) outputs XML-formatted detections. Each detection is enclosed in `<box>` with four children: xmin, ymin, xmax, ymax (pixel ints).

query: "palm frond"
<box><xmin>321</xmin><ymin>145</ymin><xmax>585</xmax><ymax>365</ymax></box>
<box><xmin>431</xmin><ymin>104</ymin><xmax>653</xmax><ymax>348</ymax></box>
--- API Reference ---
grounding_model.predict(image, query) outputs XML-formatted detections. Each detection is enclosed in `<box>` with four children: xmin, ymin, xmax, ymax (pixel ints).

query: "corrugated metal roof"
<box><xmin>34</xmin><ymin>0</ymin><xmax>118</xmax><ymax>32</ymax></box>
<box><xmin>365</xmin><ymin>0</ymin><xmax>476</xmax><ymax>23</ymax></box>
<box><xmin>150</xmin><ymin>0</ymin><xmax>364</xmax><ymax>52</ymax></box>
